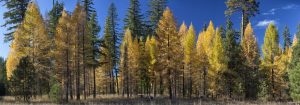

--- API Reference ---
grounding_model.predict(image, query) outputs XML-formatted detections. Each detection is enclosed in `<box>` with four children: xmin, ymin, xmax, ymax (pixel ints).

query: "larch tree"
<box><xmin>183</xmin><ymin>24</ymin><xmax>196</xmax><ymax>98</ymax></box>
<box><xmin>225</xmin><ymin>0</ymin><xmax>259</xmax><ymax>38</ymax></box>
<box><xmin>118</xmin><ymin>29</ymin><xmax>140</xmax><ymax>97</ymax></box>
<box><xmin>70</xmin><ymin>4</ymin><xmax>93</xmax><ymax>100</ymax></box>
<box><xmin>6</xmin><ymin>40</ymin><xmax>20</xmax><ymax>80</ymax></box>
<box><xmin>0</xmin><ymin>0</ymin><xmax>30</xmax><ymax>42</ymax></box>
<box><xmin>6</xmin><ymin>2</ymin><xmax>51</xmax><ymax>97</ymax></box>
<box><xmin>261</xmin><ymin>23</ymin><xmax>281</xmax><ymax>100</ymax></box>
<box><xmin>195</xmin><ymin>31</ymin><xmax>209</xmax><ymax>97</ymax></box>
<box><xmin>202</xmin><ymin>21</ymin><xmax>216</xmax><ymax>97</ymax></box>
<box><xmin>209</xmin><ymin>28</ymin><xmax>227</xmax><ymax>98</ymax></box>
<box><xmin>25</xmin><ymin>3</ymin><xmax>51</xmax><ymax>96</ymax></box>
<box><xmin>138</xmin><ymin>37</ymin><xmax>151</xmax><ymax>95</ymax></box>
<box><xmin>119</xmin><ymin>29</ymin><xmax>132</xmax><ymax>97</ymax></box>
<box><xmin>128</xmin><ymin>36</ymin><xmax>140</xmax><ymax>96</ymax></box>
<box><xmin>156</xmin><ymin>7</ymin><xmax>181</xmax><ymax>99</ymax></box>
<box><xmin>178</xmin><ymin>22</ymin><xmax>188</xmax><ymax>97</ymax></box>
<box><xmin>241</xmin><ymin>23</ymin><xmax>260</xmax><ymax>99</ymax></box>
<box><xmin>203</xmin><ymin>21</ymin><xmax>215</xmax><ymax>59</ymax></box>
<box><xmin>145</xmin><ymin>36</ymin><xmax>158</xmax><ymax>97</ymax></box>
<box><xmin>55</xmin><ymin>10</ymin><xmax>72</xmax><ymax>102</ymax></box>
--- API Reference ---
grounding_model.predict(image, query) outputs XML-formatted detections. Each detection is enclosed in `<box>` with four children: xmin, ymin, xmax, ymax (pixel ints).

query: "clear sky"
<box><xmin>1</xmin><ymin>0</ymin><xmax>300</xmax><ymax>59</ymax></box>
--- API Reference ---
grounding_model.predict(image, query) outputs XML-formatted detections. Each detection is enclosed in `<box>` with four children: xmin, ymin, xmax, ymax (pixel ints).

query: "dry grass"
<box><xmin>0</xmin><ymin>95</ymin><xmax>299</xmax><ymax>105</ymax></box>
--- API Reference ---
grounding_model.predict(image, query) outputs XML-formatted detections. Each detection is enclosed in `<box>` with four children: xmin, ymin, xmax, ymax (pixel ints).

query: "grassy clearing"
<box><xmin>0</xmin><ymin>95</ymin><xmax>299</xmax><ymax>105</ymax></box>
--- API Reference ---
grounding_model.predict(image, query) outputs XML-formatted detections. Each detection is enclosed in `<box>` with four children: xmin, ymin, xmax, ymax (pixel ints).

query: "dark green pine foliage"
<box><xmin>223</xmin><ymin>19</ymin><xmax>243</xmax><ymax>98</ymax></box>
<box><xmin>102</xmin><ymin>3</ymin><xmax>120</xmax><ymax>94</ymax></box>
<box><xmin>289</xmin><ymin>24</ymin><xmax>300</xmax><ymax>101</ymax></box>
<box><xmin>220</xmin><ymin>25</ymin><xmax>226</xmax><ymax>39</ymax></box>
<box><xmin>124</xmin><ymin>0</ymin><xmax>146</xmax><ymax>39</ymax></box>
<box><xmin>89</xmin><ymin>12</ymin><xmax>101</xmax><ymax>68</ymax></box>
<box><xmin>8</xmin><ymin>57</ymin><xmax>36</xmax><ymax>102</ymax></box>
<box><xmin>48</xmin><ymin>1</ymin><xmax>64</xmax><ymax>39</ymax></box>
<box><xmin>104</xmin><ymin>4</ymin><xmax>119</xmax><ymax>64</ymax></box>
<box><xmin>82</xmin><ymin>0</ymin><xmax>95</xmax><ymax>20</ymax></box>
<box><xmin>0</xmin><ymin>0</ymin><xmax>30</xmax><ymax>42</ymax></box>
<box><xmin>148</xmin><ymin>0</ymin><xmax>167</xmax><ymax>36</ymax></box>
<box><xmin>106</xmin><ymin>3</ymin><xmax>120</xmax><ymax>70</ymax></box>
<box><xmin>0</xmin><ymin>57</ymin><xmax>6</xmax><ymax>84</ymax></box>
<box><xmin>0</xmin><ymin>57</ymin><xmax>7</xmax><ymax>96</ymax></box>
<box><xmin>225</xmin><ymin>0</ymin><xmax>259</xmax><ymax>38</ymax></box>
<box><xmin>89</xmin><ymin>12</ymin><xmax>101</xmax><ymax>98</ymax></box>
<box><xmin>283</xmin><ymin>25</ymin><xmax>291</xmax><ymax>52</ymax></box>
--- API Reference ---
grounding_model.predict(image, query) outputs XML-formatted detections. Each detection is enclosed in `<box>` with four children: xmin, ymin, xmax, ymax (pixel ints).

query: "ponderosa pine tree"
<box><xmin>100</xmin><ymin>3</ymin><xmax>120</xmax><ymax>94</ymax></box>
<box><xmin>82</xmin><ymin>0</ymin><xmax>95</xmax><ymax>20</ymax></box>
<box><xmin>283</xmin><ymin>26</ymin><xmax>291</xmax><ymax>52</ymax></box>
<box><xmin>241</xmin><ymin>23</ymin><xmax>260</xmax><ymax>99</ymax></box>
<box><xmin>148</xmin><ymin>0</ymin><xmax>167</xmax><ymax>36</ymax></box>
<box><xmin>89</xmin><ymin>12</ymin><xmax>101</xmax><ymax>99</ymax></box>
<box><xmin>124</xmin><ymin>0</ymin><xmax>146</xmax><ymax>39</ymax></box>
<box><xmin>0</xmin><ymin>0</ymin><xmax>30</xmax><ymax>42</ymax></box>
<box><xmin>156</xmin><ymin>7</ymin><xmax>181</xmax><ymax>99</ymax></box>
<box><xmin>47</xmin><ymin>1</ymin><xmax>64</xmax><ymax>39</ymax></box>
<box><xmin>225</xmin><ymin>0</ymin><xmax>259</xmax><ymax>38</ymax></box>
<box><xmin>261</xmin><ymin>23</ymin><xmax>281</xmax><ymax>100</ymax></box>
<box><xmin>223</xmin><ymin>19</ymin><xmax>242</xmax><ymax>98</ymax></box>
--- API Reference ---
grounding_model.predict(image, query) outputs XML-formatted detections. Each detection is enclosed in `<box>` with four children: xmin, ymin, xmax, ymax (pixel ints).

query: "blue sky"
<box><xmin>1</xmin><ymin>0</ymin><xmax>300</xmax><ymax>59</ymax></box>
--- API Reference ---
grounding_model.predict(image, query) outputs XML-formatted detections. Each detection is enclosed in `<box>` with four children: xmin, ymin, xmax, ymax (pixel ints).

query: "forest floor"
<box><xmin>0</xmin><ymin>95</ymin><xmax>299</xmax><ymax>105</ymax></box>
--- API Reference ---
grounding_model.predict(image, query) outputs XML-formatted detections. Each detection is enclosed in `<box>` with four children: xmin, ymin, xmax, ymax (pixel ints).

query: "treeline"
<box><xmin>1</xmin><ymin>0</ymin><xmax>300</xmax><ymax>103</ymax></box>
<box><xmin>3</xmin><ymin>0</ymin><xmax>101</xmax><ymax>102</ymax></box>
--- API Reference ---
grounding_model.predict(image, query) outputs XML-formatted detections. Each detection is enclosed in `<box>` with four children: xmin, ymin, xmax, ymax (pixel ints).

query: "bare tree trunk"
<box><xmin>182</xmin><ymin>66</ymin><xmax>185</xmax><ymax>98</ymax></box>
<box><xmin>83</xmin><ymin>25</ymin><xmax>87</xmax><ymax>100</ymax></box>
<box><xmin>76</xmin><ymin>28</ymin><xmax>80</xmax><ymax>100</ymax></box>
<box><xmin>203</xmin><ymin>67</ymin><xmax>207</xmax><ymax>97</ymax></box>
<box><xmin>93</xmin><ymin>66</ymin><xmax>96</xmax><ymax>98</ymax></box>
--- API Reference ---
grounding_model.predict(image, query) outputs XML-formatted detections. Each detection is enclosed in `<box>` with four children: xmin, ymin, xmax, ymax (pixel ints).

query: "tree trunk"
<box><xmin>203</xmin><ymin>67</ymin><xmax>207</xmax><ymax>97</ymax></box>
<box><xmin>93</xmin><ymin>66</ymin><xmax>96</xmax><ymax>98</ymax></box>
<box><xmin>76</xmin><ymin>28</ymin><xmax>80</xmax><ymax>100</ymax></box>
<box><xmin>83</xmin><ymin>25</ymin><xmax>86</xmax><ymax>100</ymax></box>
